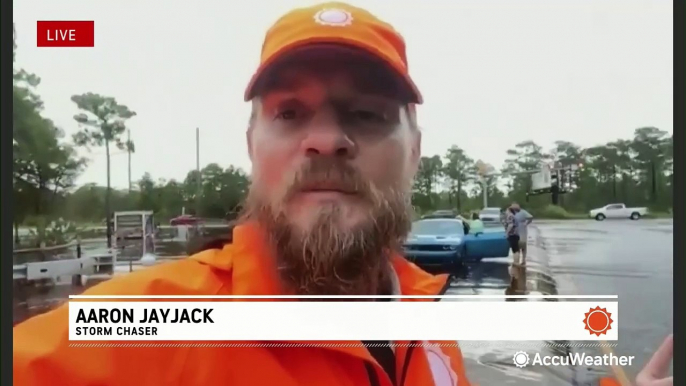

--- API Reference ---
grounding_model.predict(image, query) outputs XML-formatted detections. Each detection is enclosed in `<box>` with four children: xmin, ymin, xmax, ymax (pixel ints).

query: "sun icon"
<box><xmin>584</xmin><ymin>306</ymin><xmax>614</xmax><ymax>336</ymax></box>
<box><xmin>512</xmin><ymin>351</ymin><xmax>530</xmax><ymax>368</ymax></box>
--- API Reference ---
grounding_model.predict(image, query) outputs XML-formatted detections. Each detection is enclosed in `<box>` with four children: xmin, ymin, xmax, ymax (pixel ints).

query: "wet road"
<box><xmin>539</xmin><ymin>219</ymin><xmax>673</xmax><ymax>381</ymax></box>
<box><xmin>452</xmin><ymin>219</ymin><xmax>673</xmax><ymax>385</ymax></box>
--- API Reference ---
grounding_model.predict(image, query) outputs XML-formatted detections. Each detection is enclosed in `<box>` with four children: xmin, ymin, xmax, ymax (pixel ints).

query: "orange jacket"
<box><xmin>14</xmin><ymin>222</ymin><xmax>472</xmax><ymax>386</ymax></box>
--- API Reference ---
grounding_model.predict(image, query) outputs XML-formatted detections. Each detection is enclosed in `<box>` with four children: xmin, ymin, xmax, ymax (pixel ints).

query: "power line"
<box><xmin>195</xmin><ymin>127</ymin><xmax>201</xmax><ymax>215</ymax></box>
<box><xmin>127</xmin><ymin>129</ymin><xmax>132</xmax><ymax>193</ymax></box>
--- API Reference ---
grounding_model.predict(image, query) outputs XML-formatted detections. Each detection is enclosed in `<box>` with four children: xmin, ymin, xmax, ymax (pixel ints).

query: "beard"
<box><xmin>241</xmin><ymin>158</ymin><xmax>413</xmax><ymax>296</ymax></box>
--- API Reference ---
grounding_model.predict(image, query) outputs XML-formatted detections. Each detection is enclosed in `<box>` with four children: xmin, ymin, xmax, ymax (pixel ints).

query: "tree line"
<box><xmin>13</xmin><ymin>25</ymin><xmax>673</xmax><ymax>238</ymax></box>
<box><xmin>59</xmin><ymin>165</ymin><xmax>250</xmax><ymax>224</ymax></box>
<box><xmin>412</xmin><ymin>131</ymin><xmax>672</xmax><ymax>217</ymax></box>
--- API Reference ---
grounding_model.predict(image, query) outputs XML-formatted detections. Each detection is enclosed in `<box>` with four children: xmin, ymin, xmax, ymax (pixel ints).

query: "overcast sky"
<box><xmin>14</xmin><ymin>0</ymin><xmax>673</xmax><ymax>189</ymax></box>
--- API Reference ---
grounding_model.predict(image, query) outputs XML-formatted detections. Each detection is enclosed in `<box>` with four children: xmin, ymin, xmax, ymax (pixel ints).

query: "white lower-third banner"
<box><xmin>68</xmin><ymin>301</ymin><xmax>618</xmax><ymax>341</ymax></box>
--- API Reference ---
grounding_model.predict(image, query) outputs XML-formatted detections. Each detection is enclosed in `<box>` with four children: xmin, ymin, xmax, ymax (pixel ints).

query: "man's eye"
<box><xmin>276</xmin><ymin>110</ymin><xmax>297</xmax><ymax>120</ymax></box>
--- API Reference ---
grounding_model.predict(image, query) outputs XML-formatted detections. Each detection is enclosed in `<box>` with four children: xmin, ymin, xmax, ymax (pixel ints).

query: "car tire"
<box><xmin>595</xmin><ymin>214</ymin><xmax>606</xmax><ymax>221</ymax></box>
<box><xmin>630</xmin><ymin>212</ymin><xmax>641</xmax><ymax>220</ymax></box>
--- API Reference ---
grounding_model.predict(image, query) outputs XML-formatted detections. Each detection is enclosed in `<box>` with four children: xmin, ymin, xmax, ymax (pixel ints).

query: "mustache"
<box><xmin>284</xmin><ymin>159</ymin><xmax>374</xmax><ymax>201</ymax></box>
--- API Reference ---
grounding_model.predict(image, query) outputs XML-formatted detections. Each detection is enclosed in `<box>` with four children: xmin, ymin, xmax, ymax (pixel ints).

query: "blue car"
<box><xmin>403</xmin><ymin>218</ymin><xmax>510</xmax><ymax>273</ymax></box>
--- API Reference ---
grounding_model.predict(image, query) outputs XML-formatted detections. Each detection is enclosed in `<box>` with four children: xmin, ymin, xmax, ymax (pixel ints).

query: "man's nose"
<box><xmin>300</xmin><ymin>114</ymin><xmax>356</xmax><ymax>159</ymax></box>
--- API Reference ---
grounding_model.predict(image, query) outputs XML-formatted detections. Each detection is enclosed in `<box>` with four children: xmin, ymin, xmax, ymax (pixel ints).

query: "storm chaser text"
<box><xmin>74</xmin><ymin>326</ymin><xmax>158</xmax><ymax>336</ymax></box>
<box><xmin>75</xmin><ymin>308</ymin><xmax>215</xmax><ymax>323</ymax></box>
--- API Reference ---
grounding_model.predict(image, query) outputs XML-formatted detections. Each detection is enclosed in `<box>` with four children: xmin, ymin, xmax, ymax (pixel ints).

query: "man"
<box><xmin>14</xmin><ymin>3</ymin><xmax>468</xmax><ymax>386</ymax></box>
<box><xmin>512</xmin><ymin>203</ymin><xmax>533</xmax><ymax>265</ymax></box>
<box><xmin>13</xmin><ymin>3</ymin><xmax>671</xmax><ymax>386</ymax></box>
<box><xmin>505</xmin><ymin>205</ymin><xmax>521</xmax><ymax>265</ymax></box>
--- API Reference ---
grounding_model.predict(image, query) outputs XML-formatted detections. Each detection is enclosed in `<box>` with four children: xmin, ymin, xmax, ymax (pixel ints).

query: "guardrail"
<box><xmin>13</xmin><ymin>250</ymin><xmax>117</xmax><ymax>281</ymax></box>
<box><xmin>12</xmin><ymin>223</ymin><xmax>227</xmax><ymax>282</ymax></box>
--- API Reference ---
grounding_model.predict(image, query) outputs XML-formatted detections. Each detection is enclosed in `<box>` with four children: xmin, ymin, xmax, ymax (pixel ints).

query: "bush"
<box><xmin>531</xmin><ymin>205</ymin><xmax>578</xmax><ymax>219</ymax></box>
<box><xmin>25</xmin><ymin>216</ymin><xmax>82</xmax><ymax>246</ymax></box>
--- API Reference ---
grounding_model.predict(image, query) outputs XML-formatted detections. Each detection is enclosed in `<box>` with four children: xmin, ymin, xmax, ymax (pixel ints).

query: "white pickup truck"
<box><xmin>589</xmin><ymin>203</ymin><xmax>648</xmax><ymax>221</ymax></box>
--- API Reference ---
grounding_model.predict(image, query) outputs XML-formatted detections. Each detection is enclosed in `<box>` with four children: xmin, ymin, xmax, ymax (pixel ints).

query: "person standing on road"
<box><xmin>505</xmin><ymin>205</ymin><xmax>521</xmax><ymax>264</ymax></box>
<box><xmin>512</xmin><ymin>203</ymin><xmax>533</xmax><ymax>265</ymax></box>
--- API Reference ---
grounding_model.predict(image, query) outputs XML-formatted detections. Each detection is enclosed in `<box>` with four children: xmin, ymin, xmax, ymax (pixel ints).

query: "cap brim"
<box><xmin>244</xmin><ymin>39</ymin><xmax>422</xmax><ymax>104</ymax></box>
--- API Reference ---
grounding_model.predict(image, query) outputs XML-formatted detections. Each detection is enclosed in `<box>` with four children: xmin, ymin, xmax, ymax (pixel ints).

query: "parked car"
<box><xmin>589</xmin><ymin>203</ymin><xmax>648</xmax><ymax>221</ymax></box>
<box><xmin>170</xmin><ymin>215</ymin><xmax>202</xmax><ymax>226</ymax></box>
<box><xmin>403</xmin><ymin>218</ymin><xmax>510</xmax><ymax>274</ymax></box>
<box><xmin>421</xmin><ymin>210</ymin><xmax>471</xmax><ymax>233</ymax></box>
<box><xmin>479</xmin><ymin>207</ymin><xmax>504</xmax><ymax>225</ymax></box>
<box><xmin>422</xmin><ymin>210</ymin><xmax>458</xmax><ymax>219</ymax></box>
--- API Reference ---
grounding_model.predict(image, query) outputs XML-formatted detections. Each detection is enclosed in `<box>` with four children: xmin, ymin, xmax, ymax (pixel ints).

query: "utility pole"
<box><xmin>481</xmin><ymin>177</ymin><xmax>488</xmax><ymax>208</ymax></box>
<box><xmin>127</xmin><ymin>129</ymin><xmax>132</xmax><ymax>192</ymax></box>
<box><xmin>195</xmin><ymin>128</ymin><xmax>201</xmax><ymax>216</ymax></box>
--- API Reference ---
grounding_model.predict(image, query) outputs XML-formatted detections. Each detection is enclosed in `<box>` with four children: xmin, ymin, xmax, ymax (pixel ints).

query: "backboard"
<box><xmin>531</xmin><ymin>164</ymin><xmax>552</xmax><ymax>191</ymax></box>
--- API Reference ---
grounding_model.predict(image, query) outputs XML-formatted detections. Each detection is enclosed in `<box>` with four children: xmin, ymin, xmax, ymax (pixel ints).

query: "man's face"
<box><xmin>243</xmin><ymin>49</ymin><xmax>421</xmax><ymax>295</ymax></box>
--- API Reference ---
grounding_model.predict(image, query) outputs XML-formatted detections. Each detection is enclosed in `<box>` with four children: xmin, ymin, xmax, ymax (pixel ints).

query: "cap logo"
<box><xmin>314</xmin><ymin>8</ymin><xmax>353</xmax><ymax>27</ymax></box>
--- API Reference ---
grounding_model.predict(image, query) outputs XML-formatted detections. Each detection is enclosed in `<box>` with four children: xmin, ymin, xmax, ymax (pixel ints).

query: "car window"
<box><xmin>480</xmin><ymin>209</ymin><xmax>500</xmax><ymax>215</ymax></box>
<box><xmin>607</xmin><ymin>204</ymin><xmax>623</xmax><ymax>210</ymax></box>
<box><xmin>411</xmin><ymin>220</ymin><xmax>464</xmax><ymax>236</ymax></box>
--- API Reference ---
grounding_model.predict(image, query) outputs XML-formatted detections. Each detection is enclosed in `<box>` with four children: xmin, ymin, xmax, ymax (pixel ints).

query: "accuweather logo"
<box><xmin>513</xmin><ymin>351</ymin><xmax>530</xmax><ymax>368</ymax></box>
<box><xmin>512</xmin><ymin>351</ymin><xmax>635</xmax><ymax>368</ymax></box>
<box><xmin>584</xmin><ymin>306</ymin><xmax>613</xmax><ymax>336</ymax></box>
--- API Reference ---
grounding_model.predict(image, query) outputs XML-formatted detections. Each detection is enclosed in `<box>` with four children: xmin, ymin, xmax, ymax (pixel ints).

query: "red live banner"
<box><xmin>37</xmin><ymin>21</ymin><xmax>94</xmax><ymax>47</ymax></box>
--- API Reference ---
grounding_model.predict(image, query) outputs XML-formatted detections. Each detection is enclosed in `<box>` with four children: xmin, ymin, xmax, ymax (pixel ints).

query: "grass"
<box><xmin>642</xmin><ymin>212</ymin><xmax>673</xmax><ymax>219</ymax></box>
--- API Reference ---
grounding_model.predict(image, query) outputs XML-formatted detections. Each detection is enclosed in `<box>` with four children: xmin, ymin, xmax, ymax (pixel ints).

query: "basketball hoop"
<box><xmin>531</xmin><ymin>164</ymin><xmax>552</xmax><ymax>191</ymax></box>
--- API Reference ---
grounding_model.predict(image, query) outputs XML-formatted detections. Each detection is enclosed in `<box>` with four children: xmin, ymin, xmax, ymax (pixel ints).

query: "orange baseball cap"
<box><xmin>244</xmin><ymin>1</ymin><xmax>423</xmax><ymax>104</ymax></box>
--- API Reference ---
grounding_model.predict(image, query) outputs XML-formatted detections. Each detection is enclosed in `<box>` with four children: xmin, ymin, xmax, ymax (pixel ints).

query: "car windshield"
<box><xmin>411</xmin><ymin>220</ymin><xmax>464</xmax><ymax>236</ymax></box>
<box><xmin>480</xmin><ymin>208</ymin><xmax>501</xmax><ymax>215</ymax></box>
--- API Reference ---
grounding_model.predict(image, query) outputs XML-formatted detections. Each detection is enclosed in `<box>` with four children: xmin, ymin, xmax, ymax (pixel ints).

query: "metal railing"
<box><xmin>13</xmin><ymin>243</ymin><xmax>118</xmax><ymax>282</ymax></box>
<box><xmin>11</xmin><ymin>223</ymin><xmax>225</xmax><ymax>282</ymax></box>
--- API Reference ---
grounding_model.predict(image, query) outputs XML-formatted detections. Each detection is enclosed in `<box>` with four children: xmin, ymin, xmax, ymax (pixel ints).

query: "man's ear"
<box><xmin>406</xmin><ymin>104</ymin><xmax>421</xmax><ymax>169</ymax></box>
<box><xmin>410</xmin><ymin>128</ymin><xmax>421</xmax><ymax>175</ymax></box>
<box><xmin>246</xmin><ymin>101</ymin><xmax>258</xmax><ymax>161</ymax></box>
<box><xmin>246</xmin><ymin>126</ymin><xmax>254</xmax><ymax>161</ymax></box>
<box><xmin>412</xmin><ymin>128</ymin><xmax>421</xmax><ymax>160</ymax></box>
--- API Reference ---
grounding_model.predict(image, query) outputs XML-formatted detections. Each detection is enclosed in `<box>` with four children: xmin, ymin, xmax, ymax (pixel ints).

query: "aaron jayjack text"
<box><xmin>76</xmin><ymin>308</ymin><xmax>215</xmax><ymax>324</ymax></box>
